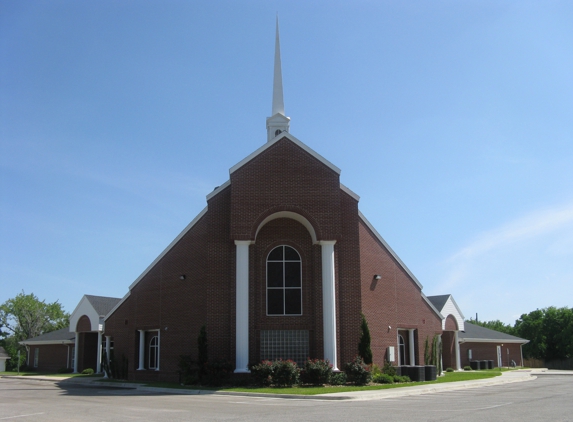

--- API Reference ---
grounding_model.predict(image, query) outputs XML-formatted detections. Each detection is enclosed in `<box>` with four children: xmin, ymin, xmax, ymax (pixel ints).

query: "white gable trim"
<box><xmin>206</xmin><ymin>180</ymin><xmax>231</xmax><ymax>201</ymax></box>
<box><xmin>20</xmin><ymin>339</ymin><xmax>75</xmax><ymax>346</ymax></box>
<box><xmin>104</xmin><ymin>292</ymin><xmax>131</xmax><ymax>322</ymax></box>
<box><xmin>358</xmin><ymin>211</ymin><xmax>423</xmax><ymax>290</ymax></box>
<box><xmin>69</xmin><ymin>295</ymin><xmax>101</xmax><ymax>332</ymax></box>
<box><xmin>229</xmin><ymin>132</ymin><xmax>341</xmax><ymax>175</ymax></box>
<box><xmin>104</xmin><ymin>206</ymin><xmax>208</xmax><ymax>322</ymax></box>
<box><xmin>440</xmin><ymin>295</ymin><xmax>465</xmax><ymax>331</ymax></box>
<box><xmin>340</xmin><ymin>183</ymin><xmax>360</xmax><ymax>201</ymax></box>
<box><xmin>459</xmin><ymin>338</ymin><xmax>529</xmax><ymax>344</ymax></box>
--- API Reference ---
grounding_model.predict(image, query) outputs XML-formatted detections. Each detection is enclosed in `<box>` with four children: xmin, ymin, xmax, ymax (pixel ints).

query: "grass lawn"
<box><xmin>97</xmin><ymin>369</ymin><xmax>503</xmax><ymax>396</ymax></box>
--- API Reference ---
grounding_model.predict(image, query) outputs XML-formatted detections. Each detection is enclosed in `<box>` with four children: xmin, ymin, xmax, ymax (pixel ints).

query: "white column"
<box><xmin>320</xmin><ymin>241</ymin><xmax>338</xmax><ymax>371</ymax></box>
<box><xmin>234</xmin><ymin>240</ymin><xmax>251</xmax><ymax>373</ymax></box>
<box><xmin>409</xmin><ymin>329</ymin><xmax>416</xmax><ymax>366</ymax></box>
<box><xmin>137</xmin><ymin>330</ymin><xmax>145</xmax><ymax>370</ymax></box>
<box><xmin>156</xmin><ymin>330</ymin><xmax>160</xmax><ymax>371</ymax></box>
<box><xmin>104</xmin><ymin>336</ymin><xmax>111</xmax><ymax>378</ymax></box>
<box><xmin>73</xmin><ymin>333</ymin><xmax>79</xmax><ymax>373</ymax></box>
<box><xmin>454</xmin><ymin>331</ymin><xmax>461</xmax><ymax>370</ymax></box>
<box><xmin>96</xmin><ymin>331</ymin><xmax>103</xmax><ymax>373</ymax></box>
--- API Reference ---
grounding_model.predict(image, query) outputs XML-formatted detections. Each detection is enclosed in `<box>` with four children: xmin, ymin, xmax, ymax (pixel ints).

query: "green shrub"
<box><xmin>81</xmin><ymin>368</ymin><xmax>94</xmax><ymax>375</ymax></box>
<box><xmin>57</xmin><ymin>367</ymin><xmax>73</xmax><ymax>374</ymax></box>
<box><xmin>300</xmin><ymin>358</ymin><xmax>332</xmax><ymax>385</ymax></box>
<box><xmin>344</xmin><ymin>356</ymin><xmax>371</xmax><ymax>386</ymax></box>
<box><xmin>251</xmin><ymin>360</ymin><xmax>274</xmax><ymax>386</ymax></box>
<box><xmin>446</xmin><ymin>367</ymin><xmax>454</xmax><ymax>372</ymax></box>
<box><xmin>370</xmin><ymin>363</ymin><xmax>381</xmax><ymax>377</ymax></box>
<box><xmin>464</xmin><ymin>366</ymin><xmax>472</xmax><ymax>371</ymax></box>
<box><xmin>372</xmin><ymin>373</ymin><xmax>394</xmax><ymax>384</ymax></box>
<box><xmin>394</xmin><ymin>375</ymin><xmax>410</xmax><ymax>383</ymax></box>
<box><xmin>272</xmin><ymin>360</ymin><xmax>300</xmax><ymax>387</ymax></box>
<box><xmin>330</xmin><ymin>371</ymin><xmax>347</xmax><ymax>386</ymax></box>
<box><xmin>382</xmin><ymin>360</ymin><xmax>396</xmax><ymax>377</ymax></box>
<box><xmin>358</xmin><ymin>313</ymin><xmax>373</xmax><ymax>364</ymax></box>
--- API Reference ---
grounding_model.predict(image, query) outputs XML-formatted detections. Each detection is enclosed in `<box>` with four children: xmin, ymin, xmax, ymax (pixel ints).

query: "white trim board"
<box><xmin>229</xmin><ymin>132</ymin><xmax>341</xmax><ymax>175</ymax></box>
<box><xmin>105</xmin><ymin>206</ymin><xmax>208</xmax><ymax>322</ymax></box>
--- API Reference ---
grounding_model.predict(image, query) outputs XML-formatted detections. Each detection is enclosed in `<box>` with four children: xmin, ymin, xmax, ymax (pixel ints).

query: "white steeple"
<box><xmin>266</xmin><ymin>16</ymin><xmax>290</xmax><ymax>142</ymax></box>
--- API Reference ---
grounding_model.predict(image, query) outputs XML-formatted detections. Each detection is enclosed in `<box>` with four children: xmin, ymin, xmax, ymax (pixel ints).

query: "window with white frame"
<box><xmin>70</xmin><ymin>346</ymin><xmax>75</xmax><ymax>369</ymax></box>
<box><xmin>33</xmin><ymin>348</ymin><xmax>39</xmax><ymax>368</ymax></box>
<box><xmin>149</xmin><ymin>335</ymin><xmax>159</xmax><ymax>370</ymax></box>
<box><xmin>267</xmin><ymin>245</ymin><xmax>302</xmax><ymax>316</ymax></box>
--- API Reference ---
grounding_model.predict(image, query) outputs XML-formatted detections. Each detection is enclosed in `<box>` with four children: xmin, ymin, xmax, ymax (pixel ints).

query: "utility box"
<box><xmin>387</xmin><ymin>346</ymin><xmax>395</xmax><ymax>363</ymax></box>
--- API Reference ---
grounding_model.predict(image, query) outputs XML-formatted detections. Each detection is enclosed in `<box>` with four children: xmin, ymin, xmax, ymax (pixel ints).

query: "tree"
<box><xmin>0</xmin><ymin>291</ymin><xmax>69</xmax><ymax>370</ymax></box>
<box><xmin>358</xmin><ymin>313</ymin><xmax>373</xmax><ymax>365</ymax></box>
<box><xmin>515</xmin><ymin>307</ymin><xmax>573</xmax><ymax>360</ymax></box>
<box><xmin>465</xmin><ymin>318</ymin><xmax>515</xmax><ymax>336</ymax></box>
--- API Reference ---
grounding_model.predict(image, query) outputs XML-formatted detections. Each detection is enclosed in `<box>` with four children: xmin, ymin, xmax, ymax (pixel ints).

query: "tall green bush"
<box><xmin>358</xmin><ymin>313</ymin><xmax>373</xmax><ymax>364</ymax></box>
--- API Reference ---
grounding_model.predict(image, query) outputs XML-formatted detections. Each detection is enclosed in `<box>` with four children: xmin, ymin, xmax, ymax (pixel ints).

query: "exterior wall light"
<box><xmin>180</xmin><ymin>275</ymin><xmax>186</xmax><ymax>280</ymax></box>
<box><xmin>374</xmin><ymin>274</ymin><xmax>382</xmax><ymax>280</ymax></box>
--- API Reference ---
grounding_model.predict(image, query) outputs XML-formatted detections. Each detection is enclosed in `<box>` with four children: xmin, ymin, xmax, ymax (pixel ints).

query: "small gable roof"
<box><xmin>427</xmin><ymin>294</ymin><xmax>465</xmax><ymax>331</ymax></box>
<box><xmin>20</xmin><ymin>327</ymin><xmax>75</xmax><ymax>345</ymax></box>
<box><xmin>427</xmin><ymin>294</ymin><xmax>450</xmax><ymax>311</ymax></box>
<box><xmin>459</xmin><ymin>322</ymin><xmax>528</xmax><ymax>344</ymax></box>
<box><xmin>84</xmin><ymin>295</ymin><xmax>121</xmax><ymax>316</ymax></box>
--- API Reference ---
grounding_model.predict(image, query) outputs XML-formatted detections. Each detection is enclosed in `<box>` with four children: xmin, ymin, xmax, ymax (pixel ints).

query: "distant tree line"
<box><xmin>467</xmin><ymin>306</ymin><xmax>573</xmax><ymax>361</ymax></box>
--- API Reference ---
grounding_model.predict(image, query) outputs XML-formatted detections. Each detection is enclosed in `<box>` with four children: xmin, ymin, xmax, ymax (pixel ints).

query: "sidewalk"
<box><xmin>2</xmin><ymin>369</ymin><xmax>570</xmax><ymax>401</ymax></box>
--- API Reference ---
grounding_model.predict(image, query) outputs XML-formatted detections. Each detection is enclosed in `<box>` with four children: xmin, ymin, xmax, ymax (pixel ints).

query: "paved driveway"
<box><xmin>1</xmin><ymin>374</ymin><xmax>572</xmax><ymax>421</ymax></box>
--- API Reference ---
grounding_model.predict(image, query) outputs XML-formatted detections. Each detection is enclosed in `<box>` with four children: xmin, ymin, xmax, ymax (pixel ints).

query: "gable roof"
<box><xmin>84</xmin><ymin>295</ymin><xmax>121</xmax><ymax>317</ymax></box>
<box><xmin>427</xmin><ymin>294</ymin><xmax>450</xmax><ymax>311</ymax></box>
<box><xmin>459</xmin><ymin>322</ymin><xmax>528</xmax><ymax>344</ymax></box>
<box><xmin>229</xmin><ymin>132</ymin><xmax>341</xmax><ymax>176</ymax></box>
<box><xmin>20</xmin><ymin>327</ymin><xmax>75</xmax><ymax>345</ymax></box>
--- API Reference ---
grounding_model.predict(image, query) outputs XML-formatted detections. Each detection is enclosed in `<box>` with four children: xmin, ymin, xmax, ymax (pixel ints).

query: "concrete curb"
<box><xmin>1</xmin><ymin>370</ymin><xmax>545</xmax><ymax>401</ymax></box>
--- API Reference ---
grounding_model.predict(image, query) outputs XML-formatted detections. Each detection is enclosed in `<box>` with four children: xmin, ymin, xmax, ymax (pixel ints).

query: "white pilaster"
<box><xmin>235</xmin><ymin>240</ymin><xmax>251</xmax><ymax>373</ymax></box>
<box><xmin>320</xmin><ymin>240</ymin><xmax>338</xmax><ymax>371</ymax></box>
<box><xmin>409</xmin><ymin>329</ymin><xmax>416</xmax><ymax>366</ymax></box>
<box><xmin>156</xmin><ymin>330</ymin><xmax>161</xmax><ymax>371</ymax></box>
<box><xmin>454</xmin><ymin>331</ymin><xmax>461</xmax><ymax>370</ymax></box>
<box><xmin>137</xmin><ymin>330</ymin><xmax>145</xmax><ymax>370</ymax></box>
<box><xmin>104</xmin><ymin>336</ymin><xmax>111</xmax><ymax>378</ymax></box>
<box><xmin>96</xmin><ymin>331</ymin><xmax>102</xmax><ymax>373</ymax></box>
<box><xmin>73</xmin><ymin>333</ymin><xmax>79</xmax><ymax>373</ymax></box>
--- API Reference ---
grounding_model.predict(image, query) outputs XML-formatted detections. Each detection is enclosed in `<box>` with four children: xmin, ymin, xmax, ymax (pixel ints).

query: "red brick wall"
<box><xmin>31</xmin><ymin>345</ymin><xmax>71</xmax><ymax>372</ymax></box>
<box><xmin>445</xmin><ymin>315</ymin><xmax>458</xmax><ymax>331</ymax></box>
<box><xmin>230</xmin><ymin>138</ymin><xmax>342</xmax><ymax>241</ymax></box>
<box><xmin>104</xmin><ymin>137</ymin><xmax>441</xmax><ymax>381</ymax></box>
<box><xmin>359</xmin><ymin>218</ymin><xmax>442</xmax><ymax>367</ymax></box>
<box><xmin>460</xmin><ymin>342</ymin><xmax>523</xmax><ymax>367</ymax></box>
<box><xmin>441</xmin><ymin>331</ymin><xmax>456</xmax><ymax>369</ymax></box>
<box><xmin>76</xmin><ymin>315</ymin><xmax>91</xmax><ymax>332</ymax></box>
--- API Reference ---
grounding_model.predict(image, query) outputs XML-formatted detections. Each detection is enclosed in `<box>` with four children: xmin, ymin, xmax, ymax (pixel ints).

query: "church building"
<box><xmin>101</xmin><ymin>21</ymin><xmax>446</xmax><ymax>382</ymax></box>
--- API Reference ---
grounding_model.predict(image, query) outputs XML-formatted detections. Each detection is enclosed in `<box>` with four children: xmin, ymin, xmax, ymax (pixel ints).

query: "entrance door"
<box><xmin>497</xmin><ymin>345</ymin><xmax>502</xmax><ymax>367</ymax></box>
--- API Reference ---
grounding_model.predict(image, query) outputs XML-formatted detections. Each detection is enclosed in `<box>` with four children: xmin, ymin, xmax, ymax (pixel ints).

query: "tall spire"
<box><xmin>272</xmin><ymin>16</ymin><xmax>285</xmax><ymax>116</ymax></box>
<box><xmin>266</xmin><ymin>16</ymin><xmax>290</xmax><ymax>142</ymax></box>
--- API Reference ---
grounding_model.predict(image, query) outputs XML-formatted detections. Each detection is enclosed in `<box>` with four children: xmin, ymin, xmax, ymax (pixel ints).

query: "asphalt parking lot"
<box><xmin>1</xmin><ymin>373</ymin><xmax>572</xmax><ymax>421</ymax></box>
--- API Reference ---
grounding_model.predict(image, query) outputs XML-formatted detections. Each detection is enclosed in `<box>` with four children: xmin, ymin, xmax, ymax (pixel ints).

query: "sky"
<box><xmin>1</xmin><ymin>1</ymin><xmax>572</xmax><ymax>326</ymax></box>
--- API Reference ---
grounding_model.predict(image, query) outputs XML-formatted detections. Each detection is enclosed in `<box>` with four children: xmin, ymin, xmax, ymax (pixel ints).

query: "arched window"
<box><xmin>267</xmin><ymin>245</ymin><xmax>302</xmax><ymax>316</ymax></box>
<box><xmin>399</xmin><ymin>335</ymin><xmax>406</xmax><ymax>366</ymax></box>
<box><xmin>149</xmin><ymin>335</ymin><xmax>159</xmax><ymax>370</ymax></box>
<box><xmin>275</xmin><ymin>129</ymin><xmax>282</xmax><ymax>136</ymax></box>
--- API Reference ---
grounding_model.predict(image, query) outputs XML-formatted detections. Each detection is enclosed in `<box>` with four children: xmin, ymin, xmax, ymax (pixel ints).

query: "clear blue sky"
<box><xmin>1</xmin><ymin>1</ymin><xmax>572</xmax><ymax>325</ymax></box>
